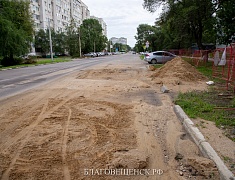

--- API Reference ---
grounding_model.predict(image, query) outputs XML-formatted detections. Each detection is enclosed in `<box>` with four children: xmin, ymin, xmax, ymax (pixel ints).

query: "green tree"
<box><xmin>143</xmin><ymin>0</ymin><xmax>217</xmax><ymax>50</ymax></box>
<box><xmin>53</xmin><ymin>31</ymin><xmax>66</xmax><ymax>55</ymax></box>
<box><xmin>135</xmin><ymin>24</ymin><xmax>159</xmax><ymax>51</ymax></box>
<box><xmin>35</xmin><ymin>29</ymin><xmax>50</xmax><ymax>55</ymax></box>
<box><xmin>113</xmin><ymin>43</ymin><xmax>128</xmax><ymax>52</ymax></box>
<box><xmin>126</xmin><ymin>45</ymin><xmax>132</xmax><ymax>51</ymax></box>
<box><xmin>65</xmin><ymin>19</ymin><xmax>80</xmax><ymax>56</ymax></box>
<box><xmin>0</xmin><ymin>0</ymin><xmax>34</xmax><ymax>64</ymax></box>
<box><xmin>216</xmin><ymin>0</ymin><xmax>235</xmax><ymax>44</ymax></box>
<box><xmin>154</xmin><ymin>5</ymin><xmax>193</xmax><ymax>50</ymax></box>
<box><xmin>80</xmin><ymin>19</ymin><xmax>107</xmax><ymax>54</ymax></box>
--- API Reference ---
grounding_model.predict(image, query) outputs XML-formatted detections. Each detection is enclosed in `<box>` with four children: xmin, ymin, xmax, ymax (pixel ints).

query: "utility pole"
<box><xmin>48</xmin><ymin>19</ymin><xmax>53</xmax><ymax>61</ymax></box>
<box><xmin>78</xmin><ymin>27</ymin><xmax>81</xmax><ymax>58</ymax></box>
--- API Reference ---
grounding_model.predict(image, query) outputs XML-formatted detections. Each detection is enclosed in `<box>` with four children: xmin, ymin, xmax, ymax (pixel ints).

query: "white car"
<box><xmin>84</xmin><ymin>52</ymin><xmax>96</xmax><ymax>58</ymax></box>
<box><xmin>144</xmin><ymin>51</ymin><xmax>176</xmax><ymax>64</ymax></box>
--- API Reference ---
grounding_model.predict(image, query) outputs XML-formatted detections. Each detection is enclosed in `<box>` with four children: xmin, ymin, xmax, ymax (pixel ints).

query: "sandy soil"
<box><xmin>0</xmin><ymin>56</ymin><xmax>226</xmax><ymax>179</ymax></box>
<box><xmin>193</xmin><ymin>118</ymin><xmax>235</xmax><ymax>175</ymax></box>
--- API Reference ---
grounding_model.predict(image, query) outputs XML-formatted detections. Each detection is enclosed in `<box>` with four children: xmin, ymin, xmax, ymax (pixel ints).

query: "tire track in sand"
<box><xmin>1</xmin><ymin>100</ymin><xmax>49</xmax><ymax>180</ymax></box>
<box><xmin>0</xmin><ymin>90</ymin><xmax>51</xmax><ymax>145</ymax></box>
<box><xmin>61</xmin><ymin>107</ymin><xmax>72</xmax><ymax>180</ymax></box>
<box><xmin>1</xmin><ymin>93</ymin><xmax>77</xmax><ymax>180</ymax></box>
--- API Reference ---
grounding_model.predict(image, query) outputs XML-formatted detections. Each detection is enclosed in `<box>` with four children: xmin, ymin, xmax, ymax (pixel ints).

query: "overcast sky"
<box><xmin>82</xmin><ymin>0</ymin><xmax>162</xmax><ymax>47</ymax></box>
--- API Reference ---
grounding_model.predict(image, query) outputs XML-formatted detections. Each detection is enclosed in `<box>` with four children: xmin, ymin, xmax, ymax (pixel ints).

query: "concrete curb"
<box><xmin>174</xmin><ymin>105</ymin><xmax>235</xmax><ymax>180</ymax></box>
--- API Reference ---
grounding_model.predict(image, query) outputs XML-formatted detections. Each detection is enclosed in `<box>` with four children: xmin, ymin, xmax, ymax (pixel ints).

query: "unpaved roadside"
<box><xmin>0</xmin><ymin>54</ymin><xmax>220</xmax><ymax>179</ymax></box>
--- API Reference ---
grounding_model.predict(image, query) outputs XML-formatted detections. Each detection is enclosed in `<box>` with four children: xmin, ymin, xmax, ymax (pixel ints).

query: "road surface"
<box><xmin>0</xmin><ymin>56</ymin><xmax>116</xmax><ymax>100</ymax></box>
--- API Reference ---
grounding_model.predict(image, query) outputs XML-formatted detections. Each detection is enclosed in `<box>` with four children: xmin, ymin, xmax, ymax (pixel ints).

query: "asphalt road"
<box><xmin>0</xmin><ymin>55</ymin><xmax>125</xmax><ymax>100</ymax></box>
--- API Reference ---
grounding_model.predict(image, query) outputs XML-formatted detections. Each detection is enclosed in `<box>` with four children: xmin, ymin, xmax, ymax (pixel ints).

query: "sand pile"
<box><xmin>152</xmin><ymin>57</ymin><xmax>207</xmax><ymax>82</ymax></box>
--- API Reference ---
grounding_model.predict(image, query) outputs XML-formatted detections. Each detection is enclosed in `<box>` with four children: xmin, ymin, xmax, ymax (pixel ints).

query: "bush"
<box><xmin>23</xmin><ymin>59</ymin><xmax>37</xmax><ymax>64</ymax></box>
<box><xmin>22</xmin><ymin>55</ymin><xmax>37</xmax><ymax>64</ymax></box>
<box><xmin>0</xmin><ymin>57</ymin><xmax>23</xmax><ymax>66</ymax></box>
<box><xmin>72</xmin><ymin>53</ymin><xmax>81</xmax><ymax>58</ymax></box>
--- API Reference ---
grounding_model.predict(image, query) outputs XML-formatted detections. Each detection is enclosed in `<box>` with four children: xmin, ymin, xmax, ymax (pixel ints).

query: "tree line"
<box><xmin>0</xmin><ymin>0</ymin><xmax>109</xmax><ymax>66</ymax></box>
<box><xmin>35</xmin><ymin>18</ymin><xmax>108</xmax><ymax>58</ymax></box>
<box><xmin>134</xmin><ymin>0</ymin><xmax>235</xmax><ymax>52</ymax></box>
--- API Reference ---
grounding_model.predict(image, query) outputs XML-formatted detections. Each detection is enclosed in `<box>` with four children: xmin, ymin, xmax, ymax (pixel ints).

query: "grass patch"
<box><xmin>36</xmin><ymin>57</ymin><xmax>72</xmax><ymax>64</ymax></box>
<box><xmin>175</xmin><ymin>90</ymin><xmax>235</xmax><ymax>127</ymax></box>
<box><xmin>0</xmin><ymin>57</ymin><xmax>72</xmax><ymax>70</ymax></box>
<box><xmin>176</xmin><ymin>57</ymin><xmax>235</xmax><ymax>141</ymax></box>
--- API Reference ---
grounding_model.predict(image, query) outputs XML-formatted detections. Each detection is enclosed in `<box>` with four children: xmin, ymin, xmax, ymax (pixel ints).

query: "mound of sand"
<box><xmin>152</xmin><ymin>57</ymin><xmax>207</xmax><ymax>82</ymax></box>
<box><xmin>108</xmin><ymin>149</ymin><xmax>148</xmax><ymax>169</ymax></box>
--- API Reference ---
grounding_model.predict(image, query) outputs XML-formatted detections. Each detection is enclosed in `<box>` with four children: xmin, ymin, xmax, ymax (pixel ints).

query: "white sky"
<box><xmin>82</xmin><ymin>0</ymin><xmax>162</xmax><ymax>47</ymax></box>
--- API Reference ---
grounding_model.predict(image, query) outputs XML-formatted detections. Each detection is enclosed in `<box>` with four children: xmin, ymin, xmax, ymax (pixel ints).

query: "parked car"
<box><xmin>144</xmin><ymin>51</ymin><xmax>176</xmax><ymax>64</ymax></box>
<box><xmin>98</xmin><ymin>52</ymin><xmax>105</xmax><ymax>56</ymax></box>
<box><xmin>84</xmin><ymin>52</ymin><xmax>95</xmax><ymax>58</ymax></box>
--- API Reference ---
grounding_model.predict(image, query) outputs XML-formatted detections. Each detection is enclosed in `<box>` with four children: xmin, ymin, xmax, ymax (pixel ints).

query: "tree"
<box><xmin>143</xmin><ymin>0</ymin><xmax>217</xmax><ymax>50</ymax></box>
<box><xmin>113</xmin><ymin>43</ymin><xmax>128</xmax><ymax>52</ymax></box>
<box><xmin>35</xmin><ymin>29</ymin><xmax>50</xmax><ymax>55</ymax></box>
<box><xmin>135</xmin><ymin>24</ymin><xmax>159</xmax><ymax>52</ymax></box>
<box><xmin>53</xmin><ymin>31</ymin><xmax>66</xmax><ymax>55</ymax></box>
<box><xmin>216</xmin><ymin>0</ymin><xmax>235</xmax><ymax>44</ymax></box>
<box><xmin>35</xmin><ymin>28</ymin><xmax>67</xmax><ymax>56</ymax></box>
<box><xmin>126</xmin><ymin>45</ymin><xmax>132</xmax><ymax>51</ymax></box>
<box><xmin>0</xmin><ymin>0</ymin><xmax>34</xmax><ymax>63</ymax></box>
<box><xmin>80</xmin><ymin>19</ymin><xmax>107</xmax><ymax>54</ymax></box>
<box><xmin>65</xmin><ymin>19</ymin><xmax>80</xmax><ymax>56</ymax></box>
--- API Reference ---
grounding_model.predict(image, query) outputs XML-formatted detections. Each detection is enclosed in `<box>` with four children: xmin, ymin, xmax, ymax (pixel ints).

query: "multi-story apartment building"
<box><xmin>29</xmin><ymin>0</ymin><xmax>108</xmax><ymax>54</ymax></box>
<box><xmin>30</xmin><ymin>0</ymin><xmax>90</xmax><ymax>32</ymax></box>
<box><xmin>90</xmin><ymin>16</ymin><xmax>107</xmax><ymax>37</ymax></box>
<box><xmin>110</xmin><ymin>37</ymin><xmax>127</xmax><ymax>45</ymax></box>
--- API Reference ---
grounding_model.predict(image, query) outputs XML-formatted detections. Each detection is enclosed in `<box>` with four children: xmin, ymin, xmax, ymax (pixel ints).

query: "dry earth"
<box><xmin>0</xmin><ymin>55</ymin><xmax>231</xmax><ymax>180</ymax></box>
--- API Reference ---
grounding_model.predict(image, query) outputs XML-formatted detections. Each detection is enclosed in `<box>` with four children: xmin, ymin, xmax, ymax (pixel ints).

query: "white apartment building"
<box><xmin>90</xmin><ymin>16</ymin><xmax>107</xmax><ymax>37</ymax></box>
<box><xmin>30</xmin><ymin>0</ymin><xmax>90</xmax><ymax>32</ymax></box>
<box><xmin>110</xmin><ymin>37</ymin><xmax>127</xmax><ymax>45</ymax></box>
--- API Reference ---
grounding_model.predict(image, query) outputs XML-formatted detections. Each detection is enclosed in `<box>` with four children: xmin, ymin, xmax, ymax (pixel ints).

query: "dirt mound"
<box><xmin>108</xmin><ymin>149</ymin><xmax>148</xmax><ymax>169</ymax></box>
<box><xmin>77</xmin><ymin>68</ymin><xmax>140</xmax><ymax>80</ymax></box>
<box><xmin>186</xmin><ymin>157</ymin><xmax>219</xmax><ymax>178</ymax></box>
<box><xmin>152</xmin><ymin>57</ymin><xmax>207</xmax><ymax>82</ymax></box>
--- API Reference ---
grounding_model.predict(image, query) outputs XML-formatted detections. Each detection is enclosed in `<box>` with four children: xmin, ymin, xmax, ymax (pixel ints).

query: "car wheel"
<box><xmin>151</xmin><ymin>59</ymin><xmax>157</xmax><ymax>64</ymax></box>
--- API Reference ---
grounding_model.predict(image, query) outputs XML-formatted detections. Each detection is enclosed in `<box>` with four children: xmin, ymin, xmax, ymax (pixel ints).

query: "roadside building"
<box><xmin>29</xmin><ymin>0</ymin><xmax>90</xmax><ymax>53</ymax></box>
<box><xmin>30</xmin><ymin>0</ymin><xmax>90</xmax><ymax>32</ymax></box>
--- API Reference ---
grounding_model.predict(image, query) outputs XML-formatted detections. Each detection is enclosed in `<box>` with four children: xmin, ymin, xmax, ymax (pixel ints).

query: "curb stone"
<box><xmin>174</xmin><ymin>105</ymin><xmax>235</xmax><ymax>180</ymax></box>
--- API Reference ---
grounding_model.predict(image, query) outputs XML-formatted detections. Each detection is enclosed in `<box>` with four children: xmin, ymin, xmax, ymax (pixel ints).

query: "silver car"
<box><xmin>144</xmin><ymin>51</ymin><xmax>176</xmax><ymax>64</ymax></box>
<box><xmin>84</xmin><ymin>52</ymin><xmax>96</xmax><ymax>58</ymax></box>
